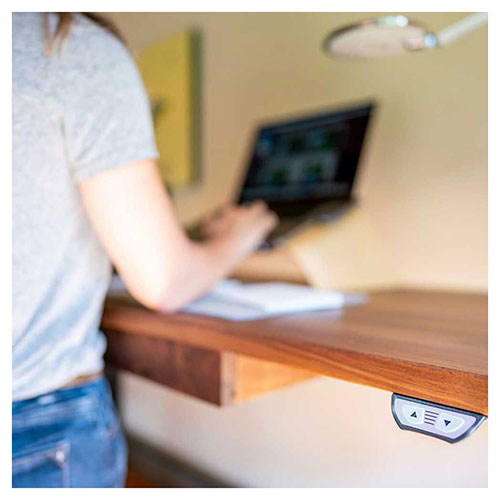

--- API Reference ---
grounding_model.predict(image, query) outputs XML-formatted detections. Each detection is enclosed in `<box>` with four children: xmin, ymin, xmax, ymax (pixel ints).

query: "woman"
<box><xmin>12</xmin><ymin>12</ymin><xmax>276</xmax><ymax>487</ymax></box>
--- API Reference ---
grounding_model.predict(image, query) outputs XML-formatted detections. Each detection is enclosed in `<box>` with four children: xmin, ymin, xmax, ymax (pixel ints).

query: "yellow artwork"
<box><xmin>137</xmin><ymin>31</ymin><xmax>200</xmax><ymax>188</ymax></box>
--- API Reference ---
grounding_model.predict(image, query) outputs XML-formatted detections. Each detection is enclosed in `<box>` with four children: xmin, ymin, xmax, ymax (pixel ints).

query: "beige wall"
<box><xmin>108</xmin><ymin>11</ymin><xmax>487</xmax><ymax>291</ymax></box>
<box><xmin>120</xmin><ymin>373</ymin><xmax>488</xmax><ymax>487</ymax></box>
<box><xmin>106</xmin><ymin>12</ymin><xmax>488</xmax><ymax>486</ymax></box>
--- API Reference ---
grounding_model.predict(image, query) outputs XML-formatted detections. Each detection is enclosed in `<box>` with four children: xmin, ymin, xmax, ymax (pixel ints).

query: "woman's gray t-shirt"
<box><xmin>12</xmin><ymin>13</ymin><xmax>158</xmax><ymax>400</ymax></box>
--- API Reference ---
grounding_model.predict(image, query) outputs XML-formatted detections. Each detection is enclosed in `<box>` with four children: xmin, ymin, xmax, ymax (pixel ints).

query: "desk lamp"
<box><xmin>323</xmin><ymin>12</ymin><xmax>487</xmax><ymax>58</ymax></box>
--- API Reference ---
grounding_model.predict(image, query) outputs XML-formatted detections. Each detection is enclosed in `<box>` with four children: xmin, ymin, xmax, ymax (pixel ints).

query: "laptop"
<box><xmin>188</xmin><ymin>101</ymin><xmax>376</xmax><ymax>248</ymax></box>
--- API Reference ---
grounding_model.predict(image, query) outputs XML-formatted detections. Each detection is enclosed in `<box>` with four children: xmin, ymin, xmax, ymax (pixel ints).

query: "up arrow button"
<box><xmin>402</xmin><ymin>404</ymin><xmax>424</xmax><ymax>424</ymax></box>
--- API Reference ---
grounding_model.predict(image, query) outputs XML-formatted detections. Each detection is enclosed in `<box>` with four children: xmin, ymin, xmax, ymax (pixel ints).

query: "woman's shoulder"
<box><xmin>54</xmin><ymin>14</ymin><xmax>133</xmax><ymax>78</ymax></box>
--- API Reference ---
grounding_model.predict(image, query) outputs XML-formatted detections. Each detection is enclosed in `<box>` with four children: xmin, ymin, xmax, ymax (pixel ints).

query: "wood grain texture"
<box><xmin>101</xmin><ymin>289</ymin><xmax>487</xmax><ymax>414</ymax></box>
<box><xmin>104</xmin><ymin>328</ymin><xmax>232</xmax><ymax>405</ymax></box>
<box><xmin>233</xmin><ymin>356</ymin><xmax>316</xmax><ymax>401</ymax></box>
<box><xmin>104</xmin><ymin>329</ymin><xmax>317</xmax><ymax>405</ymax></box>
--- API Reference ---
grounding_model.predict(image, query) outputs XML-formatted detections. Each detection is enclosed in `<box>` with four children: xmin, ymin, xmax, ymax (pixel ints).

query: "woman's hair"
<box><xmin>44</xmin><ymin>13</ymin><xmax>125</xmax><ymax>55</ymax></box>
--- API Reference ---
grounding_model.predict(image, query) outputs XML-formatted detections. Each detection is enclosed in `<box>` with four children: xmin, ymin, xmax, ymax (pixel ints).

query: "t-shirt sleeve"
<box><xmin>61</xmin><ymin>25</ymin><xmax>158</xmax><ymax>182</ymax></box>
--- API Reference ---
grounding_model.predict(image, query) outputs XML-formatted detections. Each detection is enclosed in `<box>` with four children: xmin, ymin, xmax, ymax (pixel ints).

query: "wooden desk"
<box><xmin>231</xmin><ymin>247</ymin><xmax>306</xmax><ymax>284</ymax></box>
<box><xmin>101</xmin><ymin>289</ymin><xmax>487</xmax><ymax>415</ymax></box>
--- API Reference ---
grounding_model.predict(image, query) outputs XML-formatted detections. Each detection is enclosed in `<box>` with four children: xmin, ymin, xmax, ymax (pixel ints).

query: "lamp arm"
<box><xmin>436</xmin><ymin>12</ymin><xmax>488</xmax><ymax>46</ymax></box>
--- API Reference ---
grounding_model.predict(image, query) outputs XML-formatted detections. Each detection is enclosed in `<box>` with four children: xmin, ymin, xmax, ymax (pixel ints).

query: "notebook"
<box><xmin>182</xmin><ymin>280</ymin><xmax>367</xmax><ymax>320</ymax></box>
<box><xmin>108</xmin><ymin>276</ymin><xmax>367</xmax><ymax>321</ymax></box>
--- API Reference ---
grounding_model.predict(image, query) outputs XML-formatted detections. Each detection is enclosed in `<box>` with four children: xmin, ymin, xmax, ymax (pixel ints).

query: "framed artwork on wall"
<box><xmin>137</xmin><ymin>31</ymin><xmax>202</xmax><ymax>188</ymax></box>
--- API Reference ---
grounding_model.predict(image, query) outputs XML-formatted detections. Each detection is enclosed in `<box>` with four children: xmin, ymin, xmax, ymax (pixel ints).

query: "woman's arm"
<box><xmin>79</xmin><ymin>158</ymin><xmax>277</xmax><ymax>312</ymax></box>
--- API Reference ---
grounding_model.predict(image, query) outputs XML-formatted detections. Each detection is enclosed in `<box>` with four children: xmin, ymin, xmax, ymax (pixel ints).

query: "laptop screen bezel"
<box><xmin>235</xmin><ymin>101</ymin><xmax>377</xmax><ymax>211</ymax></box>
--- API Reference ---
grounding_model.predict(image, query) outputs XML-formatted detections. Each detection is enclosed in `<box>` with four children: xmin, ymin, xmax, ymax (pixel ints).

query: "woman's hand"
<box><xmin>201</xmin><ymin>201</ymin><xmax>278</xmax><ymax>257</ymax></box>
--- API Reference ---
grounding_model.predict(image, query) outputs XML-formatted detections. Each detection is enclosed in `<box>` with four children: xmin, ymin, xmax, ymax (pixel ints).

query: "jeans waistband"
<box><xmin>12</xmin><ymin>375</ymin><xmax>108</xmax><ymax>414</ymax></box>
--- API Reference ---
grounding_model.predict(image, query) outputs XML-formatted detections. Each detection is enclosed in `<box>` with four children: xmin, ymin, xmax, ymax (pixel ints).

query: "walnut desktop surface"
<box><xmin>102</xmin><ymin>288</ymin><xmax>487</xmax><ymax>415</ymax></box>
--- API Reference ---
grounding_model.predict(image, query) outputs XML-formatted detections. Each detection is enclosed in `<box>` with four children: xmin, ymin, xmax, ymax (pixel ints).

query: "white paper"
<box><xmin>209</xmin><ymin>280</ymin><xmax>345</xmax><ymax>313</ymax></box>
<box><xmin>182</xmin><ymin>295</ymin><xmax>271</xmax><ymax>321</ymax></box>
<box><xmin>182</xmin><ymin>280</ymin><xmax>367</xmax><ymax>320</ymax></box>
<box><xmin>108</xmin><ymin>275</ymin><xmax>367</xmax><ymax>321</ymax></box>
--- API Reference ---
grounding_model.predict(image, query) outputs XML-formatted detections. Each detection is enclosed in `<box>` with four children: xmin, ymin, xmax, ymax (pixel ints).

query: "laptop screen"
<box><xmin>238</xmin><ymin>102</ymin><xmax>375</xmax><ymax>208</ymax></box>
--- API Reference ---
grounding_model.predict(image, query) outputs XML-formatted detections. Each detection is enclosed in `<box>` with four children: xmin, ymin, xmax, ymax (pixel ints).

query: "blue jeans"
<box><xmin>12</xmin><ymin>376</ymin><xmax>127</xmax><ymax>488</ymax></box>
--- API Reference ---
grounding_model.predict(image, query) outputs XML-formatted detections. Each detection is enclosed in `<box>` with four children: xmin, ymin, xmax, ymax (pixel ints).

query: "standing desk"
<box><xmin>101</xmin><ymin>289</ymin><xmax>487</xmax><ymax>416</ymax></box>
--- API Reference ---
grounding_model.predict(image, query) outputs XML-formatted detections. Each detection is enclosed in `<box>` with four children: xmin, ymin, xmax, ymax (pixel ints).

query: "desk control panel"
<box><xmin>392</xmin><ymin>394</ymin><xmax>486</xmax><ymax>443</ymax></box>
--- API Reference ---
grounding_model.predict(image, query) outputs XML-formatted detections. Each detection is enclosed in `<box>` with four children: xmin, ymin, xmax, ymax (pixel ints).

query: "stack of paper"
<box><xmin>182</xmin><ymin>280</ymin><xmax>367</xmax><ymax>321</ymax></box>
<box><xmin>108</xmin><ymin>275</ymin><xmax>367</xmax><ymax>321</ymax></box>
